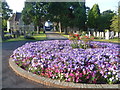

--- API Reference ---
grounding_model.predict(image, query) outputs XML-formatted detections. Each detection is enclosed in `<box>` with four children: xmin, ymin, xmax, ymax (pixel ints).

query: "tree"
<box><xmin>99</xmin><ymin>10</ymin><xmax>115</xmax><ymax>31</ymax></box>
<box><xmin>22</xmin><ymin>2</ymin><xmax>48</xmax><ymax>34</ymax></box>
<box><xmin>22</xmin><ymin>2</ymin><xmax>86</xmax><ymax>34</ymax></box>
<box><xmin>110</xmin><ymin>15</ymin><xmax>119</xmax><ymax>32</ymax></box>
<box><xmin>47</xmin><ymin>2</ymin><xmax>86</xmax><ymax>34</ymax></box>
<box><xmin>87</xmin><ymin>4</ymin><xmax>100</xmax><ymax>31</ymax></box>
<box><xmin>73</xmin><ymin>2</ymin><xmax>86</xmax><ymax>31</ymax></box>
<box><xmin>47</xmin><ymin>2</ymin><xmax>69</xmax><ymax>33</ymax></box>
<box><xmin>22</xmin><ymin>2</ymin><xmax>33</xmax><ymax>25</ymax></box>
<box><xmin>2</xmin><ymin>1</ymin><xmax>12</xmax><ymax>39</ymax></box>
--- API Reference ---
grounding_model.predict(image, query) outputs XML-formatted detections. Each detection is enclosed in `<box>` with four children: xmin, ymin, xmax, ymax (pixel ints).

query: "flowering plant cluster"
<box><xmin>69</xmin><ymin>33</ymin><xmax>94</xmax><ymax>49</ymax></box>
<box><xmin>11</xmin><ymin>40</ymin><xmax>120</xmax><ymax>84</ymax></box>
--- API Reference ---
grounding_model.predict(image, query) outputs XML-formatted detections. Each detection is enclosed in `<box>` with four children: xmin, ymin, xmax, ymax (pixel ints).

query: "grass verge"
<box><xmin>3</xmin><ymin>33</ymin><xmax>46</xmax><ymax>42</ymax></box>
<box><xmin>55</xmin><ymin>31</ymin><xmax>69</xmax><ymax>38</ymax></box>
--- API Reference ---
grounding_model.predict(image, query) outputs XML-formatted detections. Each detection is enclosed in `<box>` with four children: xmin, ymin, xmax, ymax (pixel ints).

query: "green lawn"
<box><xmin>3</xmin><ymin>33</ymin><xmax>46</xmax><ymax>42</ymax></box>
<box><xmin>55</xmin><ymin>31</ymin><xmax>69</xmax><ymax>38</ymax></box>
<box><xmin>62</xmin><ymin>34</ymin><xmax>69</xmax><ymax>38</ymax></box>
<box><xmin>33</xmin><ymin>34</ymin><xmax>46</xmax><ymax>40</ymax></box>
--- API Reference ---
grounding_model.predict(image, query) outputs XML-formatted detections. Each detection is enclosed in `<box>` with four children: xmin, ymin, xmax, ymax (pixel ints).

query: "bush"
<box><xmin>24</xmin><ymin>35</ymin><xmax>35</xmax><ymax>39</ymax></box>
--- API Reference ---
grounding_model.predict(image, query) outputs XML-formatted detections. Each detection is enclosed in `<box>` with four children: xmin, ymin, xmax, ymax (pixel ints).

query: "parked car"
<box><xmin>44</xmin><ymin>20</ymin><xmax>53</xmax><ymax>31</ymax></box>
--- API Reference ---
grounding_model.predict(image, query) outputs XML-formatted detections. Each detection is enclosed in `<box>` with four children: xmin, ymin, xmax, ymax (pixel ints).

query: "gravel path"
<box><xmin>2</xmin><ymin>32</ymin><xmax>68</xmax><ymax>89</ymax></box>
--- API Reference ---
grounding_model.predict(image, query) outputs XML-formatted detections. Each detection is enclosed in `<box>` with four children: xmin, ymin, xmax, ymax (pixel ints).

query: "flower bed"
<box><xmin>11</xmin><ymin>40</ymin><xmax>120</xmax><ymax>84</ymax></box>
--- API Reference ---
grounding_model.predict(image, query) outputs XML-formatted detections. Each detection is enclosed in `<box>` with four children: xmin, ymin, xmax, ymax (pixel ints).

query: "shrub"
<box><xmin>69</xmin><ymin>33</ymin><xmax>94</xmax><ymax>49</ymax></box>
<box><xmin>24</xmin><ymin>35</ymin><xmax>35</xmax><ymax>39</ymax></box>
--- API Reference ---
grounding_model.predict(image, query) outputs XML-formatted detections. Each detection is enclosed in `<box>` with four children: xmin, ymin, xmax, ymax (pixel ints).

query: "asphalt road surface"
<box><xmin>46</xmin><ymin>31</ymin><xmax>68</xmax><ymax>40</ymax></box>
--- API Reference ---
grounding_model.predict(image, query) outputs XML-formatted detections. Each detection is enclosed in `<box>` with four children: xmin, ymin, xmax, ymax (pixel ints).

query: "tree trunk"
<box><xmin>23</xmin><ymin>27</ymin><xmax>26</xmax><ymax>36</ymax></box>
<box><xmin>37</xmin><ymin>26</ymin><xmax>39</xmax><ymax>34</ymax></box>
<box><xmin>58</xmin><ymin>22</ymin><xmax>62</xmax><ymax>33</ymax></box>
<box><xmin>2</xmin><ymin>30</ymin><xmax>4</xmax><ymax>40</ymax></box>
<box><xmin>64</xmin><ymin>27</ymin><xmax>68</xmax><ymax>35</ymax></box>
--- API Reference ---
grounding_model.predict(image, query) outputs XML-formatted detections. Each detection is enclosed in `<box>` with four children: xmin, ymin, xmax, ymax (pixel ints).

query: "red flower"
<box><xmin>69</xmin><ymin>34</ymin><xmax>73</xmax><ymax>36</ymax></box>
<box><xmin>41</xmin><ymin>73</ymin><xmax>45</xmax><ymax>76</ymax></box>
<box><xmin>84</xmin><ymin>36</ymin><xmax>89</xmax><ymax>38</ymax></box>
<box><xmin>74</xmin><ymin>34</ymin><xmax>79</xmax><ymax>37</ymax></box>
<box><xmin>117</xmin><ymin>55</ymin><xmax>120</xmax><ymax>58</ymax></box>
<box><xmin>91</xmin><ymin>37</ymin><xmax>94</xmax><ymax>39</ymax></box>
<box><xmin>78</xmin><ymin>37</ymin><xmax>81</xmax><ymax>40</ymax></box>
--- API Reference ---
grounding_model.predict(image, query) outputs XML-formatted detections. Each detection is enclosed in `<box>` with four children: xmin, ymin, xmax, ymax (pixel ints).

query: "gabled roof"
<box><xmin>8</xmin><ymin>12</ymin><xmax>21</xmax><ymax>21</ymax></box>
<box><xmin>15</xmin><ymin>12</ymin><xmax>21</xmax><ymax>21</ymax></box>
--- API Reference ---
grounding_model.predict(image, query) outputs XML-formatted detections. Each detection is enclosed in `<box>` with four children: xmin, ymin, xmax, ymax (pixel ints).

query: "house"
<box><xmin>7</xmin><ymin>12</ymin><xmax>34</xmax><ymax>34</ymax></box>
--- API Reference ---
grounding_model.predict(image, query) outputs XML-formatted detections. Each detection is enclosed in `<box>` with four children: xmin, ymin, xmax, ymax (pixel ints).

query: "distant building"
<box><xmin>7</xmin><ymin>12</ymin><xmax>34</xmax><ymax>34</ymax></box>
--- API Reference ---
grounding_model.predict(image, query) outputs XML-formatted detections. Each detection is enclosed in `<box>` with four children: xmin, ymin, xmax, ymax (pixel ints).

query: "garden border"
<box><xmin>9</xmin><ymin>58</ymin><xmax>119</xmax><ymax>88</ymax></box>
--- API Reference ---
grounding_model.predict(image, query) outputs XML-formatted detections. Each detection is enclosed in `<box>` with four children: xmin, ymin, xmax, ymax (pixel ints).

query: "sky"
<box><xmin>5</xmin><ymin>0</ymin><xmax>119</xmax><ymax>13</ymax></box>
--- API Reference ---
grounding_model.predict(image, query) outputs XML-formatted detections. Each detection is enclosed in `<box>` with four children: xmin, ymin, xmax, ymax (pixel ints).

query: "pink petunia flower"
<box><xmin>69</xmin><ymin>73</ymin><xmax>74</xmax><ymax>77</ymax></box>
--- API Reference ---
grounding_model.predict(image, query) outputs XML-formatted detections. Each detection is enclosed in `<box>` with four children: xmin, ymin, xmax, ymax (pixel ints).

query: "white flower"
<box><xmin>34</xmin><ymin>67</ymin><xmax>37</xmax><ymax>70</ymax></box>
<box><xmin>116</xmin><ymin>77</ymin><xmax>118</xmax><ymax>80</ymax></box>
<box><xmin>55</xmin><ymin>76</ymin><xmax>58</xmax><ymax>78</ymax></box>
<box><xmin>108</xmin><ymin>72</ymin><xmax>111</xmax><ymax>75</ymax></box>
<box><xmin>61</xmin><ymin>73</ymin><xmax>64</xmax><ymax>76</ymax></box>
<box><xmin>52</xmin><ymin>76</ymin><xmax>55</xmax><ymax>79</ymax></box>
<box><xmin>41</xmin><ymin>64</ymin><xmax>43</xmax><ymax>68</ymax></box>
<box><xmin>29</xmin><ymin>67</ymin><xmax>33</xmax><ymax>70</ymax></box>
<box><xmin>113</xmin><ymin>71</ymin><xmax>116</xmax><ymax>75</ymax></box>
<box><xmin>111</xmin><ymin>77</ymin><xmax>114</xmax><ymax>80</ymax></box>
<box><xmin>109</xmin><ymin>78</ymin><xmax>113</xmax><ymax>81</ymax></box>
<box><xmin>104</xmin><ymin>75</ymin><xmax>107</xmax><ymax>78</ymax></box>
<box><xmin>116</xmin><ymin>74</ymin><xmax>118</xmax><ymax>78</ymax></box>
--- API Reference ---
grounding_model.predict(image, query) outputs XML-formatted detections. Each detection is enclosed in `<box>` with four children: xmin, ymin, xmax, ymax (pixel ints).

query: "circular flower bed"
<box><xmin>11</xmin><ymin>40</ymin><xmax>120</xmax><ymax>84</ymax></box>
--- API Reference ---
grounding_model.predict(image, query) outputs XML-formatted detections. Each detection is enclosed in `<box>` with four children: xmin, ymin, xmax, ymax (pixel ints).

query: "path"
<box><xmin>46</xmin><ymin>31</ymin><xmax>68</xmax><ymax>40</ymax></box>
<box><xmin>2</xmin><ymin>32</ymin><xmax>67</xmax><ymax>89</ymax></box>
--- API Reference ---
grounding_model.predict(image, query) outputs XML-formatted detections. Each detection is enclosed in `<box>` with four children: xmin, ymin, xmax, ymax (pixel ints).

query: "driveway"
<box><xmin>46</xmin><ymin>31</ymin><xmax>68</xmax><ymax>40</ymax></box>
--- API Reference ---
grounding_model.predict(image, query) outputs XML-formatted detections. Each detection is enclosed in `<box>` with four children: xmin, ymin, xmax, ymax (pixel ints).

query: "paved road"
<box><xmin>46</xmin><ymin>31</ymin><xmax>68</xmax><ymax>40</ymax></box>
<box><xmin>2</xmin><ymin>32</ymin><xmax>68</xmax><ymax>89</ymax></box>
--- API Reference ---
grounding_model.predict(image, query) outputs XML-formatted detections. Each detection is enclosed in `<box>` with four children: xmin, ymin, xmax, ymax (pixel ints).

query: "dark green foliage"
<box><xmin>22</xmin><ymin>2</ymin><xmax>33</xmax><ymax>25</ymax></box>
<box><xmin>73</xmin><ymin>2</ymin><xmax>86</xmax><ymax>30</ymax></box>
<box><xmin>22</xmin><ymin>2</ymin><xmax>86</xmax><ymax>33</ymax></box>
<box><xmin>87</xmin><ymin>4</ymin><xmax>100</xmax><ymax>30</ymax></box>
<box><xmin>99</xmin><ymin>10</ymin><xmax>115</xmax><ymax>31</ymax></box>
<box><xmin>2</xmin><ymin>2</ymin><xmax>12</xmax><ymax>20</ymax></box>
<box><xmin>22</xmin><ymin>2</ymin><xmax>49</xmax><ymax>33</ymax></box>
<box><xmin>2</xmin><ymin>2</ymin><xmax>12</xmax><ymax>30</ymax></box>
<box><xmin>24</xmin><ymin>35</ymin><xmax>35</xmax><ymax>39</ymax></box>
<box><xmin>1</xmin><ymin>1</ymin><xmax>12</xmax><ymax>39</ymax></box>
